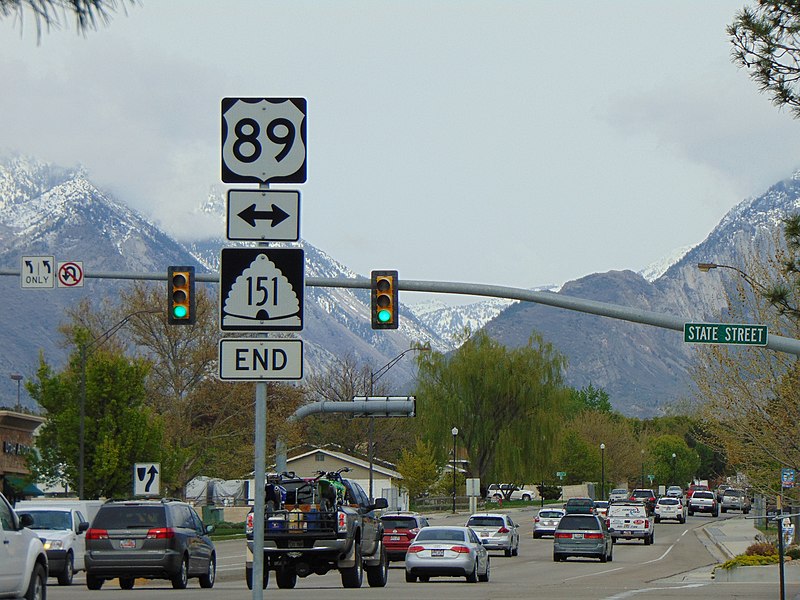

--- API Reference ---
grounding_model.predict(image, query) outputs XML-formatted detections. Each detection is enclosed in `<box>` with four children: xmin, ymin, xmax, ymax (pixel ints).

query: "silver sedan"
<box><xmin>405</xmin><ymin>526</ymin><xmax>490</xmax><ymax>583</ymax></box>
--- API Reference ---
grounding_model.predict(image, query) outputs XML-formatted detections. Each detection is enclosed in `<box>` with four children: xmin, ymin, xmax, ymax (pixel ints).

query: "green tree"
<box><xmin>729</xmin><ymin>1</ymin><xmax>800</xmax><ymax>118</ymax></box>
<box><xmin>415</xmin><ymin>331</ymin><xmax>569</xmax><ymax>487</ymax></box>
<box><xmin>395</xmin><ymin>439</ymin><xmax>441</xmax><ymax>500</ymax></box>
<box><xmin>564</xmin><ymin>384</ymin><xmax>613</xmax><ymax>416</ymax></box>
<box><xmin>27</xmin><ymin>343</ymin><xmax>163</xmax><ymax>499</ymax></box>
<box><xmin>645</xmin><ymin>435</ymin><xmax>700</xmax><ymax>489</ymax></box>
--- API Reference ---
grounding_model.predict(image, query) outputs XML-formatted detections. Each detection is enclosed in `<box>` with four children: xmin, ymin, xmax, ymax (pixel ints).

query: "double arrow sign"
<box><xmin>226</xmin><ymin>189</ymin><xmax>300</xmax><ymax>242</ymax></box>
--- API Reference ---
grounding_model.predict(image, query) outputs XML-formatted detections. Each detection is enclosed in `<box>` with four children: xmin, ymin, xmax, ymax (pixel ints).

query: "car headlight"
<box><xmin>44</xmin><ymin>540</ymin><xmax>63</xmax><ymax>550</ymax></box>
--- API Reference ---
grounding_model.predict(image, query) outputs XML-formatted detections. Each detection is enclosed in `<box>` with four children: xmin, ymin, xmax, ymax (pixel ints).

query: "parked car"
<box><xmin>405</xmin><ymin>526</ymin><xmax>490</xmax><ymax>583</ymax></box>
<box><xmin>721</xmin><ymin>489</ymin><xmax>752</xmax><ymax>514</ymax></box>
<box><xmin>15</xmin><ymin>503</ymin><xmax>90</xmax><ymax>585</ymax></box>
<box><xmin>85</xmin><ymin>498</ymin><xmax>216</xmax><ymax>590</ymax></box>
<box><xmin>608</xmin><ymin>488</ymin><xmax>629</xmax><ymax>502</ymax></box>
<box><xmin>485</xmin><ymin>484</ymin><xmax>536</xmax><ymax>502</ymax></box>
<box><xmin>381</xmin><ymin>512</ymin><xmax>430</xmax><ymax>562</ymax></box>
<box><xmin>688</xmin><ymin>490</ymin><xmax>718</xmax><ymax>517</ymax></box>
<box><xmin>466</xmin><ymin>513</ymin><xmax>519</xmax><ymax>556</ymax></box>
<box><xmin>533</xmin><ymin>508</ymin><xmax>565</xmax><ymax>539</ymax></box>
<box><xmin>0</xmin><ymin>491</ymin><xmax>48</xmax><ymax>600</ymax></box>
<box><xmin>629</xmin><ymin>489</ymin><xmax>657</xmax><ymax>515</ymax></box>
<box><xmin>564</xmin><ymin>497</ymin><xmax>596</xmax><ymax>515</ymax></box>
<box><xmin>553</xmin><ymin>513</ymin><xmax>613</xmax><ymax>562</ymax></box>
<box><xmin>654</xmin><ymin>497</ymin><xmax>687</xmax><ymax>524</ymax></box>
<box><xmin>606</xmin><ymin>501</ymin><xmax>654</xmax><ymax>544</ymax></box>
<box><xmin>665</xmin><ymin>486</ymin><xmax>684</xmax><ymax>499</ymax></box>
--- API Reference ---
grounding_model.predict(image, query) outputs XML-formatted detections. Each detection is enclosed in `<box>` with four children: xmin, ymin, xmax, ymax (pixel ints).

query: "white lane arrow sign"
<box><xmin>227</xmin><ymin>189</ymin><xmax>300</xmax><ymax>242</ymax></box>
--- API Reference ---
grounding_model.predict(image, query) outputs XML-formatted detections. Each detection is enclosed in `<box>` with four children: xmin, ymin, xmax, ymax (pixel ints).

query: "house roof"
<box><xmin>288</xmin><ymin>447</ymin><xmax>402</xmax><ymax>479</ymax></box>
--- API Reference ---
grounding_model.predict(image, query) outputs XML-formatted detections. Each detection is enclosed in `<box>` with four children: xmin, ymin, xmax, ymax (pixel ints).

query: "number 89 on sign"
<box><xmin>221</xmin><ymin>97</ymin><xmax>307</xmax><ymax>184</ymax></box>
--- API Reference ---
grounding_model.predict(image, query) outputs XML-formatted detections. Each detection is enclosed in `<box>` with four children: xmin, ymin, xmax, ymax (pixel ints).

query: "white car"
<box><xmin>466</xmin><ymin>513</ymin><xmax>520</xmax><ymax>556</ymax></box>
<box><xmin>15</xmin><ymin>503</ymin><xmax>91</xmax><ymax>585</ymax></box>
<box><xmin>0</xmin><ymin>491</ymin><xmax>48</xmax><ymax>600</ymax></box>
<box><xmin>606</xmin><ymin>501</ymin><xmax>655</xmax><ymax>545</ymax></box>
<box><xmin>654</xmin><ymin>497</ymin><xmax>687</xmax><ymax>523</ymax></box>
<box><xmin>608</xmin><ymin>488</ymin><xmax>629</xmax><ymax>502</ymax></box>
<box><xmin>486</xmin><ymin>484</ymin><xmax>536</xmax><ymax>502</ymax></box>
<box><xmin>533</xmin><ymin>508</ymin><xmax>565</xmax><ymax>539</ymax></box>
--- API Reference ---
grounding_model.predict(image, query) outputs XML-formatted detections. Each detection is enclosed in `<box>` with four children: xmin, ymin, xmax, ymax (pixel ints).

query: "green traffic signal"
<box><xmin>173</xmin><ymin>305</ymin><xmax>188</xmax><ymax>319</ymax></box>
<box><xmin>378</xmin><ymin>309</ymin><xmax>391</xmax><ymax>323</ymax></box>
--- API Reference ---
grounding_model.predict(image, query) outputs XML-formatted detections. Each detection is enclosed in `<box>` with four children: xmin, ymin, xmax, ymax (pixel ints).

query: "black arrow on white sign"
<box><xmin>238</xmin><ymin>203</ymin><xmax>290</xmax><ymax>228</ymax></box>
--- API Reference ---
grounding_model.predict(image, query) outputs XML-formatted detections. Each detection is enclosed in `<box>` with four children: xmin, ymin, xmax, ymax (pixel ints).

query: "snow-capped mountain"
<box><xmin>2</xmin><ymin>153</ymin><xmax>799</xmax><ymax>417</ymax></box>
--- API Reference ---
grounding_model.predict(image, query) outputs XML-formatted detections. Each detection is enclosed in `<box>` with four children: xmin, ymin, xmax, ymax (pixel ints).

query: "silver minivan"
<box><xmin>553</xmin><ymin>514</ymin><xmax>612</xmax><ymax>562</ymax></box>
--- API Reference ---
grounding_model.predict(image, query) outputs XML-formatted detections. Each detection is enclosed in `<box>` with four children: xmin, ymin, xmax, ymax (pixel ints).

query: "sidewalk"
<box><xmin>699</xmin><ymin>516</ymin><xmax>800</xmax><ymax>584</ymax></box>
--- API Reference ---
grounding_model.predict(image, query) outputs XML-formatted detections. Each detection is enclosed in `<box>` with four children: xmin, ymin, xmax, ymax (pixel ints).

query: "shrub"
<box><xmin>716</xmin><ymin>554</ymin><xmax>779</xmax><ymax>571</ymax></box>
<box><xmin>786</xmin><ymin>546</ymin><xmax>800</xmax><ymax>560</ymax></box>
<box><xmin>746</xmin><ymin>541</ymin><xmax>777</xmax><ymax>556</ymax></box>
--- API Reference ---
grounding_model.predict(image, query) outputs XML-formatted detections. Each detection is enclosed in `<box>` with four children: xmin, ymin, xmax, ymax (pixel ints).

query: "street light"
<box><xmin>697</xmin><ymin>262</ymin><xmax>768</xmax><ymax>293</ymax></box>
<box><xmin>368</xmin><ymin>345</ymin><xmax>429</xmax><ymax>500</ymax></box>
<box><xmin>452</xmin><ymin>427</ymin><xmax>459</xmax><ymax>513</ymax></box>
<box><xmin>600</xmin><ymin>443</ymin><xmax>606</xmax><ymax>500</ymax></box>
<box><xmin>671</xmin><ymin>453</ymin><xmax>677</xmax><ymax>487</ymax></box>
<box><xmin>640</xmin><ymin>449</ymin><xmax>645</xmax><ymax>489</ymax></box>
<box><xmin>10</xmin><ymin>374</ymin><xmax>22</xmax><ymax>412</ymax></box>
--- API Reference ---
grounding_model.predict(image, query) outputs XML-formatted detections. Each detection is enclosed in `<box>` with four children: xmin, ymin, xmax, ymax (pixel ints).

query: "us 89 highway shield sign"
<box><xmin>221</xmin><ymin>97</ymin><xmax>307</xmax><ymax>184</ymax></box>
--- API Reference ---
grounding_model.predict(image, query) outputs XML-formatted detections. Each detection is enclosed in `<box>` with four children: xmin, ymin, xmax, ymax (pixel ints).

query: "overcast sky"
<box><xmin>3</xmin><ymin>1</ymin><xmax>800</xmax><ymax>305</ymax></box>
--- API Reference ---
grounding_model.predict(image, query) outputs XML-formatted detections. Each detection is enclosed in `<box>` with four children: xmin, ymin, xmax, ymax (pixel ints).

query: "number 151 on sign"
<box><xmin>221</xmin><ymin>97</ymin><xmax>307</xmax><ymax>185</ymax></box>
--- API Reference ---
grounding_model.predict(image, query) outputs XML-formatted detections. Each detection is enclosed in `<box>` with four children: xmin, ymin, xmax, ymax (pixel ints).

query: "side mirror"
<box><xmin>78</xmin><ymin>521</ymin><xmax>89</xmax><ymax>534</ymax></box>
<box><xmin>370</xmin><ymin>498</ymin><xmax>389</xmax><ymax>511</ymax></box>
<box><xmin>205</xmin><ymin>524</ymin><xmax>215</xmax><ymax>534</ymax></box>
<box><xmin>19</xmin><ymin>513</ymin><xmax>34</xmax><ymax>528</ymax></box>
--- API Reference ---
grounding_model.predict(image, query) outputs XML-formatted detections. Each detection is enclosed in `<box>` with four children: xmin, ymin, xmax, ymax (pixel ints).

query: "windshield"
<box><xmin>539</xmin><ymin>511</ymin><xmax>563</xmax><ymax>519</ymax></box>
<box><xmin>415</xmin><ymin>528</ymin><xmax>466</xmax><ymax>542</ymax></box>
<box><xmin>558</xmin><ymin>515</ymin><xmax>600</xmax><ymax>531</ymax></box>
<box><xmin>381</xmin><ymin>517</ymin><xmax>418</xmax><ymax>530</ymax></box>
<box><xmin>658</xmin><ymin>498</ymin><xmax>679</xmax><ymax>506</ymax></box>
<box><xmin>92</xmin><ymin>505</ymin><xmax>166</xmax><ymax>529</ymax></box>
<box><xmin>467</xmin><ymin>516</ymin><xmax>504</xmax><ymax>528</ymax></box>
<box><xmin>19</xmin><ymin>510</ymin><xmax>71</xmax><ymax>530</ymax></box>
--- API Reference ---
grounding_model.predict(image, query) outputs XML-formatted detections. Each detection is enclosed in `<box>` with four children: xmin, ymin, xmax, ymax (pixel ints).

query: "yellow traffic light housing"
<box><xmin>371</xmin><ymin>270</ymin><xmax>398</xmax><ymax>329</ymax></box>
<box><xmin>168</xmin><ymin>266</ymin><xmax>195</xmax><ymax>325</ymax></box>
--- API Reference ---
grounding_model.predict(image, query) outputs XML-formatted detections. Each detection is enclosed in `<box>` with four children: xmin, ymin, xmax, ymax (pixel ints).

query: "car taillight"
<box><xmin>337</xmin><ymin>511</ymin><xmax>348</xmax><ymax>533</ymax></box>
<box><xmin>86</xmin><ymin>528</ymin><xmax>108</xmax><ymax>540</ymax></box>
<box><xmin>584</xmin><ymin>533</ymin><xmax>604</xmax><ymax>539</ymax></box>
<box><xmin>498</xmin><ymin>527</ymin><xmax>510</xmax><ymax>533</ymax></box>
<box><xmin>146</xmin><ymin>527</ymin><xmax>175</xmax><ymax>539</ymax></box>
<box><xmin>408</xmin><ymin>528</ymin><xmax>420</xmax><ymax>537</ymax></box>
<box><xmin>605</xmin><ymin>519</ymin><xmax>610</xmax><ymax>528</ymax></box>
<box><xmin>534</xmin><ymin>517</ymin><xmax>540</xmax><ymax>523</ymax></box>
<box><xmin>644</xmin><ymin>520</ymin><xmax>650</xmax><ymax>528</ymax></box>
<box><xmin>407</xmin><ymin>545</ymin><xmax>424</xmax><ymax>553</ymax></box>
<box><xmin>450</xmin><ymin>545</ymin><xmax>471</xmax><ymax>553</ymax></box>
<box><xmin>554</xmin><ymin>532</ymin><xmax>572</xmax><ymax>539</ymax></box>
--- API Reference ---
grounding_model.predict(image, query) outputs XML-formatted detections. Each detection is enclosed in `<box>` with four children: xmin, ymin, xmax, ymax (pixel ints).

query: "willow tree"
<box><xmin>415</xmin><ymin>330</ymin><xmax>568</xmax><ymax>487</ymax></box>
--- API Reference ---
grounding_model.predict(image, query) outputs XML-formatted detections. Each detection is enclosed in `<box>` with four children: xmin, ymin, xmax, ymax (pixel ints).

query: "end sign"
<box><xmin>684</xmin><ymin>323</ymin><xmax>768</xmax><ymax>346</ymax></box>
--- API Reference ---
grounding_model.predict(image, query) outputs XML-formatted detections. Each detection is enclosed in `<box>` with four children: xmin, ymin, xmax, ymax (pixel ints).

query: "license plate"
<box><xmin>573</xmin><ymin>533</ymin><xmax>583</xmax><ymax>539</ymax></box>
<box><xmin>120</xmin><ymin>539</ymin><xmax>136</xmax><ymax>549</ymax></box>
<box><xmin>288</xmin><ymin>540</ymin><xmax>303</xmax><ymax>548</ymax></box>
<box><xmin>390</xmin><ymin>536</ymin><xmax>401</xmax><ymax>541</ymax></box>
<box><xmin>431</xmin><ymin>549</ymin><xmax>445</xmax><ymax>557</ymax></box>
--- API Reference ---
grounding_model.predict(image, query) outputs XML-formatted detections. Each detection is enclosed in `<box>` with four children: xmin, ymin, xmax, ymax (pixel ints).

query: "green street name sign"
<box><xmin>684</xmin><ymin>323</ymin><xmax>768</xmax><ymax>346</ymax></box>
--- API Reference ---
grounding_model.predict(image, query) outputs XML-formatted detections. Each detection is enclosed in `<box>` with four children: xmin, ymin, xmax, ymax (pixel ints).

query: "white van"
<box><xmin>14</xmin><ymin>500</ymin><xmax>103</xmax><ymax>585</ymax></box>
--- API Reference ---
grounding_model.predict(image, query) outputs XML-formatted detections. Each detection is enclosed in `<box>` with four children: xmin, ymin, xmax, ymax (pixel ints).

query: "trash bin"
<box><xmin>202</xmin><ymin>505</ymin><xmax>223</xmax><ymax>524</ymax></box>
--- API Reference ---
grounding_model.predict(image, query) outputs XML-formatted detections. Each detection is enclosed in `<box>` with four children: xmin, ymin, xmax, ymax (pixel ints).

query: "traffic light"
<box><xmin>371</xmin><ymin>270</ymin><xmax>398</xmax><ymax>329</ymax></box>
<box><xmin>168</xmin><ymin>266</ymin><xmax>195</xmax><ymax>325</ymax></box>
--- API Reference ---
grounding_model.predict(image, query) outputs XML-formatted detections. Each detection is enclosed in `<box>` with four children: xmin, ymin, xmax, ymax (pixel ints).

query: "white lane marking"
<box><xmin>603</xmin><ymin>583</ymin><xmax>706</xmax><ymax>599</ymax></box>
<box><xmin>564</xmin><ymin>567</ymin><xmax>624</xmax><ymax>581</ymax></box>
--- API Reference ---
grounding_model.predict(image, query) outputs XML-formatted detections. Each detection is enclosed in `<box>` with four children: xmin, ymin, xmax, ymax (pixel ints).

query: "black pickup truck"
<box><xmin>245</xmin><ymin>470</ymin><xmax>389</xmax><ymax>589</ymax></box>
